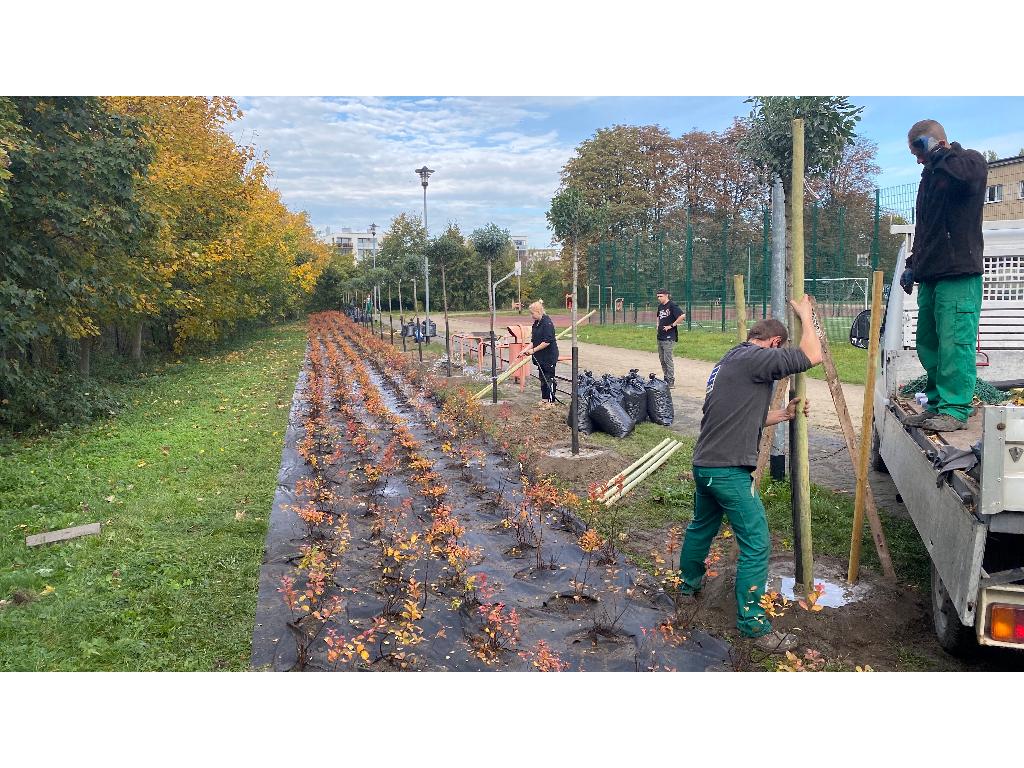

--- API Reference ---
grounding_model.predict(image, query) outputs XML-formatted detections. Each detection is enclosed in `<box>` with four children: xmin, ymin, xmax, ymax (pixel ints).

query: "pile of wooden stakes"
<box><xmin>596</xmin><ymin>438</ymin><xmax>684</xmax><ymax>506</ymax></box>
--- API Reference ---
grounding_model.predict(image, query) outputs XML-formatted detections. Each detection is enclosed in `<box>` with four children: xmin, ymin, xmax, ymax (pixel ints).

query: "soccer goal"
<box><xmin>805</xmin><ymin>277</ymin><xmax>869</xmax><ymax>312</ymax></box>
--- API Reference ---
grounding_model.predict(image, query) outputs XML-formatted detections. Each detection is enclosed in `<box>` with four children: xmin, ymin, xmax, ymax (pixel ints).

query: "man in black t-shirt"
<box><xmin>678</xmin><ymin>294</ymin><xmax>822</xmax><ymax>651</ymax></box>
<box><xmin>655</xmin><ymin>289</ymin><xmax>684</xmax><ymax>387</ymax></box>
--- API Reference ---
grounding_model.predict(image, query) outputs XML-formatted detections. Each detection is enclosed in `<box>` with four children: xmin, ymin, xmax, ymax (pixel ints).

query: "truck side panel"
<box><xmin>879</xmin><ymin>408</ymin><xmax>987</xmax><ymax>625</ymax></box>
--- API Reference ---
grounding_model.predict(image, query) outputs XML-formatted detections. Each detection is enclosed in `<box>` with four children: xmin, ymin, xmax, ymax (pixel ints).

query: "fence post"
<box><xmin>720</xmin><ymin>218</ymin><xmax>729</xmax><ymax>333</ymax></box>
<box><xmin>762</xmin><ymin>205</ymin><xmax>770</xmax><ymax>319</ymax></box>
<box><xmin>685</xmin><ymin>215</ymin><xmax>693</xmax><ymax>331</ymax></box>
<box><xmin>599</xmin><ymin>241</ymin><xmax>606</xmax><ymax>324</ymax></box>
<box><xmin>658</xmin><ymin>230</ymin><xmax>665</xmax><ymax>292</ymax></box>
<box><xmin>810</xmin><ymin>201</ymin><xmax>819</xmax><ymax>298</ymax></box>
<box><xmin>871</xmin><ymin>188</ymin><xmax>880</xmax><ymax>272</ymax></box>
<box><xmin>634</xmin><ymin>234</ymin><xmax>640</xmax><ymax>323</ymax></box>
<box><xmin>606</xmin><ymin>241</ymin><xmax>614</xmax><ymax>323</ymax></box>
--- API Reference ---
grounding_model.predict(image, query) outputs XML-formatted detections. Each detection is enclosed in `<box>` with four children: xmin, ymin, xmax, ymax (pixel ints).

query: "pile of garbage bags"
<box><xmin>568</xmin><ymin>369</ymin><xmax>673</xmax><ymax>439</ymax></box>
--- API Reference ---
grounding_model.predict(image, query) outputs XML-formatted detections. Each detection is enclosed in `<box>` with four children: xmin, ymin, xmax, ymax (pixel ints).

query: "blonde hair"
<box><xmin>529</xmin><ymin>300</ymin><xmax>545</xmax><ymax>312</ymax></box>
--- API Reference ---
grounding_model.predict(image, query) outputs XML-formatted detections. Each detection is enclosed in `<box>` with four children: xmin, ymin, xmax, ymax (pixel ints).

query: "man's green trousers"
<box><xmin>679</xmin><ymin>466</ymin><xmax>772</xmax><ymax>638</ymax></box>
<box><xmin>916</xmin><ymin>274</ymin><xmax>982</xmax><ymax>422</ymax></box>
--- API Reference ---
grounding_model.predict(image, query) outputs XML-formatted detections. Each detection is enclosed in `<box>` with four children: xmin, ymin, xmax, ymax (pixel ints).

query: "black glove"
<box><xmin>900</xmin><ymin>268</ymin><xmax>914</xmax><ymax>295</ymax></box>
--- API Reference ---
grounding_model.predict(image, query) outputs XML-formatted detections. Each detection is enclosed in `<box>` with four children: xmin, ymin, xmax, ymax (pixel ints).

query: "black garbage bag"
<box><xmin>645</xmin><ymin>373</ymin><xmax>674</xmax><ymax>426</ymax></box>
<box><xmin>566</xmin><ymin>371</ymin><xmax>595</xmax><ymax>435</ymax></box>
<box><xmin>622</xmin><ymin>369</ymin><xmax>648</xmax><ymax>426</ymax></box>
<box><xmin>590</xmin><ymin>398</ymin><xmax>635</xmax><ymax>438</ymax></box>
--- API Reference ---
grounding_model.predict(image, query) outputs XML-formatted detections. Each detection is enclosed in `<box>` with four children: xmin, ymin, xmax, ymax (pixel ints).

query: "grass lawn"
<box><xmin>584</xmin><ymin>423</ymin><xmax>929</xmax><ymax>589</ymax></box>
<box><xmin>0</xmin><ymin>323</ymin><xmax>307</xmax><ymax>671</ymax></box>
<box><xmin>575</xmin><ymin>323</ymin><xmax>868</xmax><ymax>386</ymax></box>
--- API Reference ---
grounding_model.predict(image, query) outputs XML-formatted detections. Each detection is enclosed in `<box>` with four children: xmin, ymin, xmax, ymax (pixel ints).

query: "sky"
<box><xmin>229</xmin><ymin>96</ymin><xmax>1024</xmax><ymax>250</ymax></box>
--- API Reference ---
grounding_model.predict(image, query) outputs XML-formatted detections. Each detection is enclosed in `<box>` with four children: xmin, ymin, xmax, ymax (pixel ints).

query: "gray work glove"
<box><xmin>900</xmin><ymin>268</ymin><xmax>914</xmax><ymax>295</ymax></box>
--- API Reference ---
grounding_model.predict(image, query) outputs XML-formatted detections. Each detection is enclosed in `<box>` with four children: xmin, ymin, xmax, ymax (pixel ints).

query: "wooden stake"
<box><xmin>790</xmin><ymin>117</ymin><xmax>813</xmax><ymax>591</ymax></box>
<box><xmin>734</xmin><ymin>274</ymin><xmax>747</xmax><ymax>342</ymax></box>
<box><xmin>849</xmin><ymin>270</ymin><xmax>886</xmax><ymax>583</ymax></box>
<box><xmin>605</xmin><ymin>441</ymin><xmax>684</xmax><ymax>505</ymax></box>
<box><xmin>753</xmin><ymin>376</ymin><xmax>790</xmax><ymax>486</ymax></box>
<box><xmin>809</xmin><ymin>298</ymin><xmax>895</xmax><ymax>579</ymax></box>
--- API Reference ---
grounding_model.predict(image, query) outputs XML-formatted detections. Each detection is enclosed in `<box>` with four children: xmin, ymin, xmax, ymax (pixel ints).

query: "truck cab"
<box><xmin>852</xmin><ymin>219</ymin><xmax>1024</xmax><ymax>654</ymax></box>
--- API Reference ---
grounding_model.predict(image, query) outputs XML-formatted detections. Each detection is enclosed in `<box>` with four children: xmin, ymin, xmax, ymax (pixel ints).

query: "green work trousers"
<box><xmin>678</xmin><ymin>465</ymin><xmax>772</xmax><ymax>638</ymax></box>
<box><xmin>916</xmin><ymin>274</ymin><xmax>982</xmax><ymax>422</ymax></box>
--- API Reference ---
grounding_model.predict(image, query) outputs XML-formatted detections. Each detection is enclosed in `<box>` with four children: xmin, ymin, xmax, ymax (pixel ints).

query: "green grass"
<box><xmin>575</xmin><ymin>323</ymin><xmax>869</xmax><ymax>386</ymax></box>
<box><xmin>0</xmin><ymin>323</ymin><xmax>308</xmax><ymax>670</ymax></box>
<box><xmin>585</xmin><ymin>423</ymin><xmax>929</xmax><ymax>588</ymax></box>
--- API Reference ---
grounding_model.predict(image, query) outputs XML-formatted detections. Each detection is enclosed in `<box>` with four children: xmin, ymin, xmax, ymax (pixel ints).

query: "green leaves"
<box><xmin>469</xmin><ymin>223</ymin><xmax>511</xmax><ymax>262</ymax></box>
<box><xmin>738</xmin><ymin>96</ymin><xmax>864</xmax><ymax>188</ymax></box>
<box><xmin>547</xmin><ymin>186</ymin><xmax>603</xmax><ymax>245</ymax></box>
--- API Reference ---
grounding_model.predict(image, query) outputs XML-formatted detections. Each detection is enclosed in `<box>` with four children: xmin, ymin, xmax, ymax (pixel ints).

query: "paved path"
<box><xmin>444</xmin><ymin>314</ymin><xmax>908</xmax><ymax>518</ymax></box>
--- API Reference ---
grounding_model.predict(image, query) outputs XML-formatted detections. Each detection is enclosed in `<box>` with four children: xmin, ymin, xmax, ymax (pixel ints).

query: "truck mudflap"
<box><xmin>879</xmin><ymin>408</ymin><xmax>986</xmax><ymax>626</ymax></box>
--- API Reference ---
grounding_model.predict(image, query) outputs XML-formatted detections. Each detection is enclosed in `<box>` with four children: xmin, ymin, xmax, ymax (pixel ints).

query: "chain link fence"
<box><xmin>584</xmin><ymin>189</ymin><xmax>910</xmax><ymax>341</ymax></box>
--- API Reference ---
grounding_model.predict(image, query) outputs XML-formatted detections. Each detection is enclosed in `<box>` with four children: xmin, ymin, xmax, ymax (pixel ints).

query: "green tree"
<box><xmin>0</xmin><ymin>97</ymin><xmax>153</xmax><ymax>393</ymax></box>
<box><xmin>560</xmin><ymin>124</ymin><xmax>680</xmax><ymax>239</ymax></box>
<box><xmin>469</xmin><ymin>223</ymin><xmax>514</xmax><ymax>306</ymax></box>
<box><xmin>738</xmin><ymin>96</ymin><xmax>864</xmax><ymax>279</ymax></box>
<box><xmin>377</xmin><ymin>212</ymin><xmax>427</xmax><ymax>311</ymax></box>
<box><xmin>739</xmin><ymin>96</ymin><xmax>862</xmax><ymax>199</ymax></box>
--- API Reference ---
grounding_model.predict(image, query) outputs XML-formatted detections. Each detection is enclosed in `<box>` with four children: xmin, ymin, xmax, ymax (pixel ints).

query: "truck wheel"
<box><xmin>931</xmin><ymin>563</ymin><xmax>976</xmax><ymax>656</ymax></box>
<box><xmin>870</xmin><ymin>426</ymin><xmax>887</xmax><ymax>474</ymax></box>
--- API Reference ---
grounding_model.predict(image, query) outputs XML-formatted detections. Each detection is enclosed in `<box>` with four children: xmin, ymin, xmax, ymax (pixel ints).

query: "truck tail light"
<box><xmin>988</xmin><ymin>605</ymin><xmax>1024</xmax><ymax>643</ymax></box>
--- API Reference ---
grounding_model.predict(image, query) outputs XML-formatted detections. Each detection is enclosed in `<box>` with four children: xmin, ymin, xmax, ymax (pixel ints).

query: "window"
<box><xmin>986</xmin><ymin>184</ymin><xmax>1003</xmax><ymax>203</ymax></box>
<box><xmin>1019</xmin><ymin>180</ymin><xmax>1024</xmax><ymax>200</ymax></box>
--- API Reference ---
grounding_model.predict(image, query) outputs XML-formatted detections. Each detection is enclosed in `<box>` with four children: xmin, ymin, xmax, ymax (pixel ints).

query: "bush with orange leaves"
<box><xmin>519</xmin><ymin>640</ymin><xmax>569</xmax><ymax>671</ymax></box>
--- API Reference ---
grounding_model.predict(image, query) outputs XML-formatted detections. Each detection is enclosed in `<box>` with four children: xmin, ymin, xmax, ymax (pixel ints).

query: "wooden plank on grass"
<box><xmin>26</xmin><ymin>522</ymin><xmax>101</xmax><ymax>547</ymax></box>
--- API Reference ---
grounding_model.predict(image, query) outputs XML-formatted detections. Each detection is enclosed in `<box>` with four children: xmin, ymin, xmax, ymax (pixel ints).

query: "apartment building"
<box><xmin>984</xmin><ymin>155</ymin><xmax>1024</xmax><ymax>221</ymax></box>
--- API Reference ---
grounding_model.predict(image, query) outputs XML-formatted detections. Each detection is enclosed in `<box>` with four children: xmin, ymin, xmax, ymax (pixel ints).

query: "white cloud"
<box><xmin>229</xmin><ymin>96</ymin><xmax>572</xmax><ymax>246</ymax></box>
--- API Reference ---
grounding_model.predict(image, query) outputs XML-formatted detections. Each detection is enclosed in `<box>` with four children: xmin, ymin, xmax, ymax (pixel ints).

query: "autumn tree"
<box><xmin>560</xmin><ymin>124</ymin><xmax>682</xmax><ymax>240</ymax></box>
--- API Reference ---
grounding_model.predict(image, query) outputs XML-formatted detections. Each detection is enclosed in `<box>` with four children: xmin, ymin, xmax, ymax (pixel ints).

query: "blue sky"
<box><xmin>230</xmin><ymin>96</ymin><xmax>1024</xmax><ymax>250</ymax></box>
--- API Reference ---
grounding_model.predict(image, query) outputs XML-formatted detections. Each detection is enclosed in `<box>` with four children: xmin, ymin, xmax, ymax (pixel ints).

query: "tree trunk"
<box><xmin>78</xmin><ymin>337</ymin><xmax>91</xmax><ymax>378</ymax></box>
<box><xmin>131</xmin><ymin>321</ymin><xmax>143</xmax><ymax>362</ymax></box>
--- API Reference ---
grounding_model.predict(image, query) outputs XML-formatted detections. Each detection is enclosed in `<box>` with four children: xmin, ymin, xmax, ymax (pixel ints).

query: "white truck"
<box><xmin>850</xmin><ymin>219</ymin><xmax>1024</xmax><ymax>654</ymax></box>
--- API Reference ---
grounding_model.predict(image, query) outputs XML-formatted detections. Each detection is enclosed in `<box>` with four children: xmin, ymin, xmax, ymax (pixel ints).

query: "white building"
<box><xmin>319</xmin><ymin>227</ymin><xmax>380</xmax><ymax>263</ymax></box>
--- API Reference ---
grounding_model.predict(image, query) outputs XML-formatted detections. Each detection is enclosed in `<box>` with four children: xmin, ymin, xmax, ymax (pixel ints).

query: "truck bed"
<box><xmin>900</xmin><ymin>398</ymin><xmax>984</xmax><ymax>452</ymax></box>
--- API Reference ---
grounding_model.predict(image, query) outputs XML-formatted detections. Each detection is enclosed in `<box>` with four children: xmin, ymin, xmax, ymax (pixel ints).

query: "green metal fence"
<box><xmin>585</xmin><ymin>185</ymin><xmax>913</xmax><ymax>341</ymax></box>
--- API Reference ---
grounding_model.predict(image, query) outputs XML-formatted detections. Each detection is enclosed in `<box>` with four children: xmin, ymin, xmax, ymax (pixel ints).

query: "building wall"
<box><xmin>984</xmin><ymin>158</ymin><xmax>1024</xmax><ymax>221</ymax></box>
<box><xmin>321</xmin><ymin>228</ymin><xmax>381</xmax><ymax>262</ymax></box>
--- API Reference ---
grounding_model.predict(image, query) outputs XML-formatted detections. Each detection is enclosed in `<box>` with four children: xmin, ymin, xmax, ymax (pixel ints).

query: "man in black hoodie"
<box><xmin>901</xmin><ymin>120</ymin><xmax>987</xmax><ymax>432</ymax></box>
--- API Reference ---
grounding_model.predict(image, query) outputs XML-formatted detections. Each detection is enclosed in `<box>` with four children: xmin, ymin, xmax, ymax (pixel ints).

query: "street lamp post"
<box><xmin>415</xmin><ymin>166</ymin><xmax>434</xmax><ymax>344</ymax></box>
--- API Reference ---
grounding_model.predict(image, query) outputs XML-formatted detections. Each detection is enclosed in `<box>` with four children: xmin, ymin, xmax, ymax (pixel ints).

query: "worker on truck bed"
<box><xmin>677</xmin><ymin>295</ymin><xmax>822</xmax><ymax>652</ymax></box>
<box><xmin>901</xmin><ymin>119</ymin><xmax>987</xmax><ymax>433</ymax></box>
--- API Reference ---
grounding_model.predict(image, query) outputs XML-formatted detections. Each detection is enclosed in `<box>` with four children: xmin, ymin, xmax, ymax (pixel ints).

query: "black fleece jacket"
<box><xmin>906</xmin><ymin>141</ymin><xmax>987</xmax><ymax>283</ymax></box>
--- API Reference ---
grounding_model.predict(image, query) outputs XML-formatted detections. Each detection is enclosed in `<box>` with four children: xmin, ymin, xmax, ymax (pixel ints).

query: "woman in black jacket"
<box><xmin>518</xmin><ymin>300</ymin><xmax>559</xmax><ymax>404</ymax></box>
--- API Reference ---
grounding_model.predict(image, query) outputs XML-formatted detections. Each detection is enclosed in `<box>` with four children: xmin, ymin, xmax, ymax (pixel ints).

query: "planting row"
<box><xmin>250</xmin><ymin>312</ymin><xmax>731</xmax><ymax>671</ymax></box>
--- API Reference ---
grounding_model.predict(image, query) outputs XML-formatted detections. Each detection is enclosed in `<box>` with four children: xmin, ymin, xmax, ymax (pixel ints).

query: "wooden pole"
<box><xmin>598</xmin><ymin>439</ymin><xmax>675</xmax><ymax>498</ymax></box>
<box><xmin>849</xmin><ymin>270</ymin><xmax>885</xmax><ymax>583</ymax></box>
<box><xmin>605</xmin><ymin>441</ymin><xmax>684</xmax><ymax>506</ymax></box>
<box><xmin>791</xmin><ymin>117</ymin><xmax>813</xmax><ymax>591</ymax></box>
<box><xmin>809</xmin><ymin>297</ymin><xmax>895</xmax><ymax>579</ymax></box>
<box><xmin>752</xmin><ymin>377</ymin><xmax>790</xmax><ymax>487</ymax></box>
<box><xmin>734</xmin><ymin>274</ymin><xmax>747</xmax><ymax>342</ymax></box>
